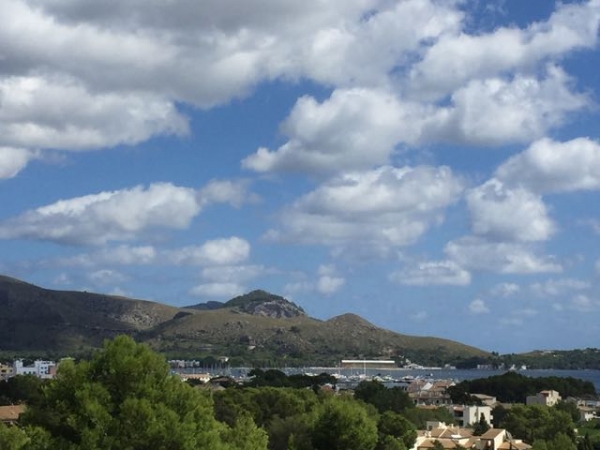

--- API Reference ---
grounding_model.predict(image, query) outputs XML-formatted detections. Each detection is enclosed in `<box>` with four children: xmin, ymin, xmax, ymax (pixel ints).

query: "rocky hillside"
<box><xmin>0</xmin><ymin>274</ymin><xmax>488</xmax><ymax>366</ymax></box>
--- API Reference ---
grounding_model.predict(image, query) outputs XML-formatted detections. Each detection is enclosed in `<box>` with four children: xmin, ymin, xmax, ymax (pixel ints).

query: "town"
<box><xmin>2</xmin><ymin>351</ymin><xmax>599</xmax><ymax>449</ymax></box>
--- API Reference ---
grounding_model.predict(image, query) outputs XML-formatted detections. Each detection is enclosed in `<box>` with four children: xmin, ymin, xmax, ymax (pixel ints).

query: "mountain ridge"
<box><xmin>0</xmin><ymin>274</ymin><xmax>487</xmax><ymax>366</ymax></box>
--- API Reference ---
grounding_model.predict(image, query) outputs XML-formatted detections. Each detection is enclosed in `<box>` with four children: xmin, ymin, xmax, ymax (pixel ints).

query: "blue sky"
<box><xmin>1</xmin><ymin>0</ymin><xmax>599</xmax><ymax>354</ymax></box>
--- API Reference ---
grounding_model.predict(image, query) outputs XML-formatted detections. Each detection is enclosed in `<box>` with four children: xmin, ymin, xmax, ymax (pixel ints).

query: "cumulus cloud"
<box><xmin>428</xmin><ymin>67</ymin><xmax>587</xmax><ymax>146</ymax></box>
<box><xmin>390</xmin><ymin>261</ymin><xmax>471</xmax><ymax>286</ymax></box>
<box><xmin>1</xmin><ymin>0</ymin><xmax>597</xmax><ymax>177</ymax></box>
<box><xmin>445</xmin><ymin>237</ymin><xmax>562</xmax><ymax>274</ymax></box>
<box><xmin>243</xmin><ymin>66</ymin><xmax>588</xmax><ymax>176</ymax></box>
<box><xmin>495</xmin><ymin>137</ymin><xmax>600</xmax><ymax>193</ymax></box>
<box><xmin>466</xmin><ymin>179</ymin><xmax>555</xmax><ymax>242</ymax></box>
<box><xmin>408</xmin><ymin>0</ymin><xmax>600</xmax><ymax>99</ymax></box>
<box><xmin>0</xmin><ymin>0</ymin><xmax>463</xmax><ymax>176</ymax></box>
<box><xmin>0</xmin><ymin>178</ymin><xmax>256</xmax><ymax>245</ymax></box>
<box><xmin>316</xmin><ymin>265</ymin><xmax>345</xmax><ymax>295</ymax></box>
<box><xmin>0</xmin><ymin>76</ymin><xmax>188</xmax><ymax>151</ymax></box>
<box><xmin>242</xmin><ymin>89</ymin><xmax>427</xmax><ymax>175</ymax></box>
<box><xmin>0</xmin><ymin>147</ymin><xmax>37</xmax><ymax>179</ymax></box>
<box><xmin>165</xmin><ymin>237</ymin><xmax>250</xmax><ymax>266</ymax></box>
<box><xmin>469</xmin><ymin>299</ymin><xmax>490</xmax><ymax>315</ymax></box>
<box><xmin>197</xmin><ymin>179</ymin><xmax>259</xmax><ymax>208</ymax></box>
<box><xmin>0</xmin><ymin>183</ymin><xmax>200</xmax><ymax>245</ymax></box>
<box><xmin>267</xmin><ymin>165</ymin><xmax>463</xmax><ymax>253</ymax></box>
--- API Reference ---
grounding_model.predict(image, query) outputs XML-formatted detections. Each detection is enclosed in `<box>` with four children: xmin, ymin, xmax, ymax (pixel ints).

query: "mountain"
<box><xmin>186</xmin><ymin>290</ymin><xmax>305</xmax><ymax>318</ymax></box>
<box><xmin>0</xmin><ymin>275</ymin><xmax>488</xmax><ymax>365</ymax></box>
<box><xmin>0</xmin><ymin>274</ymin><xmax>179</xmax><ymax>354</ymax></box>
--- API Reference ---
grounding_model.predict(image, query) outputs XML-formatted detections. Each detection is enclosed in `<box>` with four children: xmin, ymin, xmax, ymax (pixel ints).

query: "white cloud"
<box><xmin>496</xmin><ymin>137</ymin><xmax>600</xmax><ymax>193</ymax></box>
<box><xmin>242</xmin><ymin>88</ymin><xmax>425</xmax><ymax>175</ymax></box>
<box><xmin>316</xmin><ymin>265</ymin><xmax>345</xmax><ymax>295</ymax></box>
<box><xmin>1</xmin><ymin>0</ymin><xmax>597</xmax><ymax>177</ymax></box>
<box><xmin>165</xmin><ymin>237</ymin><xmax>250</xmax><ymax>266</ymax></box>
<box><xmin>466</xmin><ymin>179</ymin><xmax>555</xmax><ymax>242</ymax></box>
<box><xmin>0</xmin><ymin>178</ymin><xmax>254</xmax><ymax>245</ymax></box>
<box><xmin>197</xmin><ymin>179</ymin><xmax>259</xmax><ymax>208</ymax></box>
<box><xmin>0</xmin><ymin>183</ymin><xmax>200</xmax><ymax>245</ymax></box>
<box><xmin>408</xmin><ymin>0</ymin><xmax>600</xmax><ymax>99</ymax></box>
<box><xmin>390</xmin><ymin>260</ymin><xmax>471</xmax><ymax>286</ymax></box>
<box><xmin>428</xmin><ymin>66</ymin><xmax>587</xmax><ymax>146</ymax></box>
<box><xmin>0</xmin><ymin>0</ymin><xmax>462</xmax><ymax>176</ymax></box>
<box><xmin>469</xmin><ymin>299</ymin><xmax>490</xmax><ymax>315</ymax></box>
<box><xmin>490</xmin><ymin>283</ymin><xmax>521</xmax><ymax>297</ymax></box>
<box><xmin>317</xmin><ymin>276</ymin><xmax>345</xmax><ymax>295</ymax></box>
<box><xmin>189</xmin><ymin>282</ymin><xmax>245</xmax><ymax>299</ymax></box>
<box><xmin>530</xmin><ymin>278</ymin><xmax>591</xmax><ymax>297</ymax></box>
<box><xmin>0</xmin><ymin>76</ymin><xmax>188</xmax><ymax>152</ymax></box>
<box><xmin>445</xmin><ymin>237</ymin><xmax>562</xmax><ymax>274</ymax></box>
<box><xmin>267</xmin><ymin>165</ymin><xmax>463</xmax><ymax>253</ymax></box>
<box><xmin>0</xmin><ymin>147</ymin><xmax>36</xmax><ymax>179</ymax></box>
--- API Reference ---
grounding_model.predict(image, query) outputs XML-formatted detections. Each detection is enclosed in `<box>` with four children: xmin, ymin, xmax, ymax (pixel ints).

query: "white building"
<box><xmin>13</xmin><ymin>360</ymin><xmax>57</xmax><ymax>379</ymax></box>
<box><xmin>412</xmin><ymin>422</ymin><xmax>531</xmax><ymax>450</ymax></box>
<box><xmin>526</xmin><ymin>390</ymin><xmax>561</xmax><ymax>407</ymax></box>
<box><xmin>449</xmin><ymin>404</ymin><xmax>493</xmax><ymax>427</ymax></box>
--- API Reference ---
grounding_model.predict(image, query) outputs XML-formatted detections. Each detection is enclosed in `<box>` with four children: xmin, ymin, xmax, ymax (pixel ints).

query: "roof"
<box><xmin>498</xmin><ymin>442</ymin><xmax>532</xmax><ymax>449</ymax></box>
<box><xmin>0</xmin><ymin>404</ymin><xmax>26</xmax><ymax>422</ymax></box>
<box><xmin>480</xmin><ymin>428</ymin><xmax>506</xmax><ymax>439</ymax></box>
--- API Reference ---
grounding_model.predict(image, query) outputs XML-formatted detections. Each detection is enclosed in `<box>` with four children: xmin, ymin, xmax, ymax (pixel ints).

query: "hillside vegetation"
<box><xmin>0</xmin><ymin>274</ymin><xmax>487</xmax><ymax>366</ymax></box>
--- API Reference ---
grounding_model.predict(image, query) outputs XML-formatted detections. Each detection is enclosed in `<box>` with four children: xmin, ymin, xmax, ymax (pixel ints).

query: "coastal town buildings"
<box><xmin>13</xmin><ymin>360</ymin><xmax>57</xmax><ymax>379</ymax></box>
<box><xmin>0</xmin><ymin>363</ymin><xmax>13</xmax><ymax>380</ymax></box>
<box><xmin>449</xmin><ymin>405</ymin><xmax>493</xmax><ymax>427</ymax></box>
<box><xmin>526</xmin><ymin>390</ymin><xmax>561</xmax><ymax>406</ymax></box>
<box><xmin>412</xmin><ymin>422</ymin><xmax>531</xmax><ymax>450</ymax></box>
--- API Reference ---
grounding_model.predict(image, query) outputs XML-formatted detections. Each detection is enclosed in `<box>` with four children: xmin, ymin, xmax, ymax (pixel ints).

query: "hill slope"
<box><xmin>0</xmin><ymin>275</ymin><xmax>488</xmax><ymax>365</ymax></box>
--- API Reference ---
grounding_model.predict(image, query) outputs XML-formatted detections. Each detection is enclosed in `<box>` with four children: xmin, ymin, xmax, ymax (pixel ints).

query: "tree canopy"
<box><xmin>13</xmin><ymin>335</ymin><xmax>266</xmax><ymax>450</ymax></box>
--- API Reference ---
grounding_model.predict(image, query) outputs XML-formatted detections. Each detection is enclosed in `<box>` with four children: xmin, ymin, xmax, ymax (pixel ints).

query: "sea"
<box><xmin>208</xmin><ymin>367</ymin><xmax>600</xmax><ymax>392</ymax></box>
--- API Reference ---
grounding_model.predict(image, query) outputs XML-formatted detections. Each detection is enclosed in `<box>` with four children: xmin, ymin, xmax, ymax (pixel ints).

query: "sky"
<box><xmin>1</xmin><ymin>0</ymin><xmax>599</xmax><ymax>354</ymax></box>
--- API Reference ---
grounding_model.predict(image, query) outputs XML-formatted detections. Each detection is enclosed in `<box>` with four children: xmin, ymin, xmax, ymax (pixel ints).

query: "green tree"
<box><xmin>0</xmin><ymin>424</ymin><xmax>30</xmax><ymax>450</ymax></box>
<box><xmin>500</xmin><ymin>404</ymin><xmax>576</xmax><ymax>445</ymax></box>
<box><xmin>472</xmin><ymin>412</ymin><xmax>491</xmax><ymax>436</ymax></box>
<box><xmin>402</xmin><ymin>406</ymin><xmax>455</xmax><ymax>429</ymax></box>
<box><xmin>221</xmin><ymin>414</ymin><xmax>268</xmax><ymax>450</ymax></box>
<box><xmin>0</xmin><ymin>375</ymin><xmax>44</xmax><ymax>406</ymax></box>
<box><xmin>376</xmin><ymin>435</ymin><xmax>406</xmax><ymax>450</ymax></box>
<box><xmin>555</xmin><ymin>400</ymin><xmax>581</xmax><ymax>423</ymax></box>
<box><xmin>353</xmin><ymin>381</ymin><xmax>412</xmax><ymax>413</ymax></box>
<box><xmin>21</xmin><ymin>335</ymin><xmax>264</xmax><ymax>450</ymax></box>
<box><xmin>0</xmin><ymin>421</ymin><xmax>52</xmax><ymax>450</ymax></box>
<box><xmin>377</xmin><ymin>411</ymin><xmax>416</xmax><ymax>449</ymax></box>
<box><xmin>311</xmin><ymin>397</ymin><xmax>378</xmax><ymax>450</ymax></box>
<box><xmin>533</xmin><ymin>433</ymin><xmax>577</xmax><ymax>450</ymax></box>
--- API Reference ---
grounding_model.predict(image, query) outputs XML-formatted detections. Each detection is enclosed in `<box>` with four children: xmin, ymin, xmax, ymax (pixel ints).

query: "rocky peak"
<box><xmin>224</xmin><ymin>290</ymin><xmax>305</xmax><ymax>318</ymax></box>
